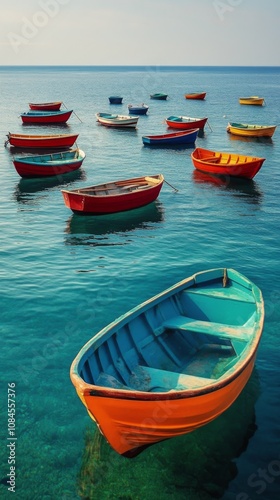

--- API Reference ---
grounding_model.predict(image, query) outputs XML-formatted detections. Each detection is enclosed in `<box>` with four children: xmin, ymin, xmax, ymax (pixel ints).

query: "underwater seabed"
<box><xmin>77</xmin><ymin>369</ymin><xmax>260</xmax><ymax>500</ymax></box>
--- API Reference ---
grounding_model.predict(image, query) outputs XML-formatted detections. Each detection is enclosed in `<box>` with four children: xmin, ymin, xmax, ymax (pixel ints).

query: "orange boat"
<box><xmin>191</xmin><ymin>147</ymin><xmax>265</xmax><ymax>179</ymax></box>
<box><xmin>185</xmin><ymin>92</ymin><xmax>206</xmax><ymax>100</ymax></box>
<box><xmin>28</xmin><ymin>101</ymin><xmax>62</xmax><ymax>111</ymax></box>
<box><xmin>70</xmin><ymin>268</ymin><xmax>264</xmax><ymax>457</ymax></box>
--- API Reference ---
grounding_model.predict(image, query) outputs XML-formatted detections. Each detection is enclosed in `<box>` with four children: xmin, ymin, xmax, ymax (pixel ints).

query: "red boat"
<box><xmin>185</xmin><ymin>92</ymin><xmax>206</xmax><ymax>100</ymax></box>
<box><xmin>13</xmin><ymin>149</ymin><xmax>85</xmax><ymax>178</ymax></box>
<box><xmin>191</xmin><ymin>147</ymin><xmax>265</xmax><ymax>180</ymax></box>
<box><xmin>20</xmin><ymin>109</ymin><xmax>73</xmax><ymax>124</ymax></box>
<box><xmin>5</xmin><ymin>132</ymin><xmax>79</xmax><ymax>149</ymax></box>
<box><xmin>166</xmin><ymin>115</ymin><xmax>208</xmax><ymax>130</ymax></box>
<box><xmin>61</xmin><ymin>174</ymin><xmax>164</xmax><ymax>215</ymax></box>
<box><xmin>28</xmin><ymin>101</ymin><xmax>62</xmax><ymax>111</ymax></box>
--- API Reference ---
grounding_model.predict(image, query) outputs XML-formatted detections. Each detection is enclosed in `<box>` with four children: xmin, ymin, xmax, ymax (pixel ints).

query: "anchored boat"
<box><xmin>70</xmin><ymin>267</ymin><xmax>264</xmax><ymax>457</ymax></box>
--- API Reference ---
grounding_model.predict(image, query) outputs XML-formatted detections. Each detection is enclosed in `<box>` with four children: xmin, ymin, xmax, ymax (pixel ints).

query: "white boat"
<box><xmin>96</xmin><ymin>112</ymin><xmax>139</xmax><ymax>128</ymax></box>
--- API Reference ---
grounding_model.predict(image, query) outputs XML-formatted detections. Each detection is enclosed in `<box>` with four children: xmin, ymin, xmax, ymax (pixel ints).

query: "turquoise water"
<box><xmin>0</xmin><ymin>66</ymin><xmax>280</xmax><ymax>499</ymax></box>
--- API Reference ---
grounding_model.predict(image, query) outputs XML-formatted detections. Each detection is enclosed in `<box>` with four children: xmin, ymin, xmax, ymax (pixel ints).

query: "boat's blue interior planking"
<box><xmin>79</xmin><ymin>274</ymin><xmax>256</xmax><ymax>391</ymax></box>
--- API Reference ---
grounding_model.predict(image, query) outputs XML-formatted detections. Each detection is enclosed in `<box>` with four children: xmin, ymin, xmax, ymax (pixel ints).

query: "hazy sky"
<box><xmin>0</xmin><ymin>0</ymin><xmax>279</xmax><ymax>66</ymax></box>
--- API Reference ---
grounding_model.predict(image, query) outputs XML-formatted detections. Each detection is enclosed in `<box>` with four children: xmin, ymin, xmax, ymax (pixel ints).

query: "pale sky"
<box><xmin>0</xmin><ymin>0</ymin><xmax>279</xmax><ymax>66</ymax></box>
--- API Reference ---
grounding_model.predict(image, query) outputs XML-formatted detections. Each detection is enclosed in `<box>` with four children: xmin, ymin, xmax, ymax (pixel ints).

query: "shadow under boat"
<box><xmin>227</xmin><ymin>133</ymin><xmax>274</xmax><ymax>145</ymax></box>
<box><xmin>77</xmin><ymin>368</ymin><xmax>260</xmax><ymax>499</ymax></box>
<box><xmin>192</xmin><ymin>169</ymin><xmax>263</xmax><ymax>205</ymax></box>
<box><xmin>64</xmin><ymin>200</ymin><xmax>164</xmax><ymax>243</ymax></box>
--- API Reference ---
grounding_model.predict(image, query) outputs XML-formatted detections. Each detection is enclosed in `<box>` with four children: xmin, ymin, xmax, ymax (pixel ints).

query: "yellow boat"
<box><xmin>239</xmin><ymin>96</ymin><xmax>264</xmax><ymax>106</ymax></box>
<box><xmin>227</xmin><ymin>122</ymin><xmax>277</xmax><ymax>138</ymax></box>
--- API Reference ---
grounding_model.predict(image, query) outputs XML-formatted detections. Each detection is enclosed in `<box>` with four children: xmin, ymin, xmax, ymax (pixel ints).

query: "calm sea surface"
<box><xmin>0</xmin><ymin>66</ymin><xmax>280</xmax><ymax>500</ymax></box>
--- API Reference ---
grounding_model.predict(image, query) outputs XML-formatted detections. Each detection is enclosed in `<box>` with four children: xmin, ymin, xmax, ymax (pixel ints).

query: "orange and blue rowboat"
<box><xmin>70</xmin><ymin>268</ymin><xmax>264</xmax><ymax>457</ymax></box>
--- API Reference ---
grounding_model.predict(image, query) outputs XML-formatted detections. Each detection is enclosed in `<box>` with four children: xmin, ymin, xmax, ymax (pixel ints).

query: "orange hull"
<box><xmin>75</xmin><ymin>356</ymin><xmax>255</xmax><ymax>457</ymax></box>
<box><xmin>70</xmin><ymin>268</ymin><xmax>264</xmax><ymax>457</ymax></box>
<box><xmin>191</xmin><ymin>147</ymin><xmax>265</xmax><ymax>179</ymax></box>
<box><xmin>185</xmin><ymin>92</ymin><xmax>206</xmax><ymax>100</ymax></box>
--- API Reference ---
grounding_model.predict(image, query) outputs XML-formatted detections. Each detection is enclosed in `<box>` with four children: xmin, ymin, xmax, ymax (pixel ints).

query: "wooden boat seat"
<box><xmin>162</xmin><ymin>315</ymin><xmax>250</xmax><ymax>341</ymax></box>
<box><xmin>202</xmin><ymin>156</ymin><xmax>220</xmax><ymax>163</ymax></box>
<box><xmin>137</xmin><ymin>365</ymin><xmax>214</xmax><ymax>391</ymax></box>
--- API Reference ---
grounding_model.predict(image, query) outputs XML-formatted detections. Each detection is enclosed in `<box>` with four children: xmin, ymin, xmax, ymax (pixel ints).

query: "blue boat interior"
<box><xmin>79</xmin><ymin>277</ymin><xmax>256</xmax><ymax>393</ymax></box>
<box><xmin>167</xmin><ymin>115</ymin><xmax>184</xmax><ymax>122</ymax></box>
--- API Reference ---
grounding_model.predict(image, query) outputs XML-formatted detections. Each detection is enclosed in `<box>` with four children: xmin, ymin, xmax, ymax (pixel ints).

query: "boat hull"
<box><xmin>96</xmin><ymin>113</ymin><xmax>139</xmax><ymax>128</ymax></box>
<box><xmin>79</xmin><ymin>354</ymin><xmax>256</xmax><ymax>457</ymax></box>
<box><xmin>227</xmin><ymin>123</ymin><xmax>276</xmax><ymax>138</ymax></box>
<box><xmin>21</xmin><ymin>110</ymin><xmax>73</xmax><ymax>124</ymax></box>
<box><xmin>62</xmin><ymin>174</ymin><xmax>164</xmax><ymax>214</ymax></box>
<box><xmin>166</xmin><ymin>116</ymin><xmax>208</xmax><ymax>130</ymax></box>
<box><xmin>70</xmin><ymin>268</ymin><xmax>264</xmax><ymax>457</ymax></box>
<box><xmin>109</xmin><ymin>97</ymin><xmax>123</xmax><ymax>104</ymax></box>
<box><xmin>142</xmin><ymin>128</ymin><xmax>199</xmax><ymax>146</ymax></box>
<box><xmin>128</xmin><ymin>105</ymin><xmax>148</xmax><ymax>115</ymax></box>
<box><xmin>28</xmin><ymin>102</ymin><xmax>62</xmax><ymax>111</ymax></box>
<box><xmin>13</xmin><ymin>149</ymin><xmax>85</xmax><ymax>178</ymax></box>
<box><xmin>239</xmin><ymin>97</ymin><xmax>264</xmax><ymax>106</ymax></box>
<box><xmin>191</xmin><ymin>147</ymin><xmax>265</xmax><ymax>179</ymax></box>
<box><xmin>150</xmin><ymin>94</ymin><xmax>168</xmax><ymax>100</ymax></box>
<box><xmin>6</xmin><ymin>133</ymin><xmax>79</xmax><ymax>149</ymax></box>
<box><xmin>185</xmin><ymin>92</ymin><xmax>206</xmax><ymax>100</ymax></box>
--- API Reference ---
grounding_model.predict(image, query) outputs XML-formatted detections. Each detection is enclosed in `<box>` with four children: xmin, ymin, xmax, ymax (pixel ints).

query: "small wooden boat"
<box><xmin>150</xmin><ymin>93</ymin><xmax>168</xmax><ymax>100</ymax></box>
<box><xmin>28</xmin><ymin>101</ymin><xmax>62</xmax><ymax>111</ymax></box>
<box><xmin>166</xmin><ymin>115</ymin><xmax>208</xmax><ymax>130</ymax></box>
<box><xmin>61</xmin><ymin>174</ymin><xmax>164</xmax><ymax>215</ymax></box>
<box><xmin>142</xmin><ymin>128</ymin><xmax>199</xmax><ymax>146</ymax></box>
<box><xmin>12</xmin><ymin>149</ymin><xmax>85</xmax><ymax>178</ymax></box>
<box><xmin>239</xmin><ymin>96</ymin><xmax>264</xmax><ymax>106</ymax></box>
<box><xmin>185</xmin><ymin>92</ymin><xmax>206</xmax><ymax>100</ymax></box>
<box><xmin>5</xmin><ymin>132</ymin><xmax>79</xmax><ymax>149</ymax></box>
<box><xmin>96</xmin><ymin>113</ymin><xmax>139</xmax><ymax>128</ymax></box>
<box><xmin>70</xmin><ymin>267</ymin><xmax>264</xmax><ymax>457</ymax></box>
<box><xmin>128</xmin><ymin>104</ymin><xmax>149</xmax><ymax>115</ymax></box>
<box><xmin>20</xmin><ymin>109</ymin><xmax>73</xmax><ymax>124</ymax></box>
<box><xmin>227</xmin><ymin>122</ymin><xmax>277</xmax><ymax>138</ymax></box>
<box><xmin>191</xmin><ymin>147</ymin><xmax>265</xmax><ymax>179</ymax></box>
<box><xmin>109</xmin><ymin>96</ymin><xmax>123</xmax><ymax>104</ymax></box>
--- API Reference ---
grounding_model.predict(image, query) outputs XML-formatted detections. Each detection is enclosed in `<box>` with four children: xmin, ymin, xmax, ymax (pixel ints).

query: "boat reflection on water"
<box><xmin>227</xmin><ymin>132</ymin><xmax>273</xmax><ymax>145</ymax></box>
<box><xmin>77</xmin><ymin>369</ymin><xmax>260</xmax><ymax>499</ymax></box>
<box><xmin>64</xmin><ymin>200</ymin><xmax>164</xmax><ymax>246</ymax></box>
<box><xmin>14</xmin><ymin>169</ymin><xmax>86</xmax><ymax>204</ymax></box>
<box><xmin>192</xmin><ymin>169</ymin><xmax>263</xmax><ymax>205</ymax></box>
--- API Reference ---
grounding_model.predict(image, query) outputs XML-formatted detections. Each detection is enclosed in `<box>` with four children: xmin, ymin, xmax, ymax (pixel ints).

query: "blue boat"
<box><xmin>109</xmin><ymin>96</ymin><xmax>123</xmax><ymax>104</ymax></box>
<box><xmin>70</xmin><ymin>267</ymin><xmax>264</xmax><ymax>457</ymax></box>
<box><xmin>142</xmin><ymin>128</ymin><xmax>199</xmax><ymax>146</ymax></box>
<box><xmin>128</xmin><ymin>104</ymin><xmax>149</xmax><ymax>115</ymax></box>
